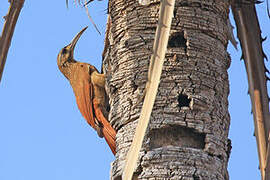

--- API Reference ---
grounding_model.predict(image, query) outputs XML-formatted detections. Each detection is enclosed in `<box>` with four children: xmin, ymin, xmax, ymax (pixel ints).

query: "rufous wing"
<box><xmin>70</xmin><ymin>64</ymin><xmax>116</xmax><ymax>155</ymax></box>
<box><xmin>70</xmin><ymin>72</ymin><xmax>96</xmax><ymax>129</ymax></box>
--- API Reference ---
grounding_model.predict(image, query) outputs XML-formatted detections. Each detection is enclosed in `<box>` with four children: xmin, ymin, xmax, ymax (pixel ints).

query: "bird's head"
<box><xmin>57</xmin><ymin>26</ymin><xmax>88</xmax><ymax>69</ymax></box>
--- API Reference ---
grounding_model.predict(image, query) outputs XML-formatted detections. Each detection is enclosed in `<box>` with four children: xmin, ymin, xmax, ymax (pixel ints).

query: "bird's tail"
<box><xmin>102</xmin><ymin>120</ymin><xmax>116</xmax><ymax>155</ymax></box>
<box><xmin>93</xmin><ymin>100</ymin><xmax>116</xmax><ymax>155</ymax></box>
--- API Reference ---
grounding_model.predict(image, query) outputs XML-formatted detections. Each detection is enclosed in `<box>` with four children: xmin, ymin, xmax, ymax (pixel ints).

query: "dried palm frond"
<box><xmin>84</xmin><ymin>0</ymin><xmax>101</xmax><ymax>35</ymax></box>
<box><xmin>267</xmin><ymin>0</ymin><xmax>270</xmax><ymax>18</ymax></box>
<box><xmin>66</xmin><ymin>0</ymin><xmax>94</xmax><ymax>8</ymax></box>
<box><xmin>65</xmin><ymin>0</ymin><xmax>101</xmax><ymax>35</ymax></box>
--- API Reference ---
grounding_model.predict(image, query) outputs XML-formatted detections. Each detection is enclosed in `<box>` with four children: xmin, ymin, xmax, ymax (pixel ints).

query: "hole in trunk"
<box><xmin>149</xmin><ymin>126</ymin><xmax>205</xmax><ymax>150</ymax></box>
<box><xmin>178</xmin><ymin>93</ymin><xmax>191</xmax><ymax>108</ymax></box>
<box><xmin>168</xmin><ymin>32</ymin><xmax>187</xmax><ymax>48</ymax></box>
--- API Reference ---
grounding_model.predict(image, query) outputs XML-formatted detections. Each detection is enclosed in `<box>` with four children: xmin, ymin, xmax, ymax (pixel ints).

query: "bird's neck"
<box><xmin>59</xmin><ymin>61</ymin><xmax>76</xmax><ymax>80</ymax></box>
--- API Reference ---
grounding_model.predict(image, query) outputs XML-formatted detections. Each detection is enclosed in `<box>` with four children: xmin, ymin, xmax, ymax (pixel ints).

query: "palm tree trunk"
<box><xmin>103</xmin><ymin>0</ymin><xmax>231</xmax><ymax>179</ymax></box>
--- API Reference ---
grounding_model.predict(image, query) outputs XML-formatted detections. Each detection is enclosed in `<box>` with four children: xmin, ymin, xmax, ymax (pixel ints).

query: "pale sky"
<box><xmin>0</xmin><ymin>1</ymin><xmax>269</xmax><ymax>179</ymax></box>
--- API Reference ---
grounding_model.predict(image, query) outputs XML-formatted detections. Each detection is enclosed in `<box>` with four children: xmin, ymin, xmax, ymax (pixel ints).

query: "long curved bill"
<box><xmin>69</xmin><ymin>26</ymin><xmax>88</xmax><ymax>57</ymax></box>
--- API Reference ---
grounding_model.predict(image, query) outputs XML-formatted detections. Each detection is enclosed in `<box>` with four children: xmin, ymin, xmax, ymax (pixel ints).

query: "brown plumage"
<box><xmin>57</xmin><ymin>27</ymin><xmax>116</xmax><ymax>155</ymax></box>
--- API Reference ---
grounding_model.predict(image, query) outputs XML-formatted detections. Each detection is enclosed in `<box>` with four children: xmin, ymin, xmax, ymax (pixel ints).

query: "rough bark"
<box><xmin>103</xmin><ymin>0</ymin><xmax>231</xmax><ymax>179</ymax></box>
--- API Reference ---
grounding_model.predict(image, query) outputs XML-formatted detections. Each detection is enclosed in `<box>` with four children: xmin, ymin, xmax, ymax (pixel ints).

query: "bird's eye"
<box><xmin>62</xmin><ymin>48</ymin><xmax>67</xmax><ymax>55</ymax></box>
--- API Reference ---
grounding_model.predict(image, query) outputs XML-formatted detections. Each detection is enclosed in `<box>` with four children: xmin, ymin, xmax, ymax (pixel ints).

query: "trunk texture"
<box><xmin>103</xmin><ymin>0</ymin><xmax>231</xmax><ymax>179</ymax></box>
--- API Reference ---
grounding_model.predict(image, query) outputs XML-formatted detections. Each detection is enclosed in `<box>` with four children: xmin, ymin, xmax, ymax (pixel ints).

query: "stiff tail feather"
<box><xmin>93</xmin><ymin>99</ymin><xmax>116</xmax><ymax>155</ymax></box>
<box><xmin>103</xmin><ymin>125</ymin><xmax>116</xmax><ymax>155</ymax></box>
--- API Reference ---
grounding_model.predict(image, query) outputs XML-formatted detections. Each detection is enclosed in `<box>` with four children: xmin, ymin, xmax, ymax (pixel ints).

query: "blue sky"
<box><xmin>0</xmin><ymin>1</ymin><xmax>269</xmax><ymax>180</ymax></box>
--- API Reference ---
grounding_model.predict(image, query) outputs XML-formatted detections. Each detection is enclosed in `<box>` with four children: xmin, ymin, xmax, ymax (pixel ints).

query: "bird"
<box><xmin>57</xmin><ymin>26</ymin><xmax>116</xmax><ymax>155</ymax></box>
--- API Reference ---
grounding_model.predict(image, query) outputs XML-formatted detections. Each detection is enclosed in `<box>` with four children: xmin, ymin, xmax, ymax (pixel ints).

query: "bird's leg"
<box><xmin>91</xmin><ymin>71</ymin><xmax>105</xmax><ymax>88</ymax></box>
<box><xmin>91</xmin><ymin>71</ymin><xmax>109</xmax><ymax>118</ymax></box>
